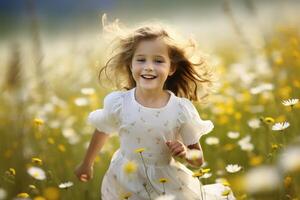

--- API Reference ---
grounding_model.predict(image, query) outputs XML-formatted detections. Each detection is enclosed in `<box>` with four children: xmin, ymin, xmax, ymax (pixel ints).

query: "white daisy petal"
<box><xmin>282</xmin><ymin>98</ymin><xmax>299</xmax><ymax>106</ymax></box>
<box><xmin>227</xmin><ymin>131</ymin><xmax>240</xmax><ymax>139</ymax></box>
<box><xmin>201</xmin><ymin>173</ymin><xmax>212</xmax><ymax>179</ymax></box>
<box><xmin>80</xmin><ymin>88</ymin><xmax>95</xmax><ymax>95</ymax></box>
<box><xmin>247</xmin><ymin>118</ymin><xmax>261</xmax><ymax>129</ymax></box>
<box><xmin>226</xmin><ymin>164</ymin><xmax>242</xmax><ymax>173</ymax></box>
<box><xmin>74</xmin><ymin>97</ymin><xmax>89</xmax><ymax>106</ymax></box>
<box><xmin>271</xmin><ymin>122</ymin><xmax>290</xmax><ymax>131</ymax></box>
<box><xmin>244</xmin><ymin>166</ymin><xmax>280</xmax><ymax>194</ymax></box>
<box><xmin>27</xmin><ymin>166</ymin><xmax>46</xmax><ymax>180</ymax></box>
<box><xmin>59</xmin><ymin>181</ymin><xmax>74</xmax><ymax>189</ymax></box>
<box><xmin>205</xmin><ymin>137</ymin><xmax>220</xmax><ymax>145</ymax></box>
<box><xmin>278</xmin><ymin>146</ymin><xmax>300</xmax><ymax>173</ymax></box>
<box><xmin>0</xmin><ymin>188</ymin><xmax>7</xmax><ymax>200</ymax></box>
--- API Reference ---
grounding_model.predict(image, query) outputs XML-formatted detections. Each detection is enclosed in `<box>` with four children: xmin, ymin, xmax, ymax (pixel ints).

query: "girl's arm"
<box><xmin>75</xmin><ymin>129</ymin><xmax>109</xmax><ymax>181</ymax></box>
<box><xmin>82</xmin><ymin>129</ymin><xmax>109</xmax><ymax>167</ymax></box>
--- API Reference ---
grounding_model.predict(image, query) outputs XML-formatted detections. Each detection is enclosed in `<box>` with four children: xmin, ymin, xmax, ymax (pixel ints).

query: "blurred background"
<box><xmin>1</xmin><ymin>0</ymin><xmax>300</xmax><ymax>199</ymax></box>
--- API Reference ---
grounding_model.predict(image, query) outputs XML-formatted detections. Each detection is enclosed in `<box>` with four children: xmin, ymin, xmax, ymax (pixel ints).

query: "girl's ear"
<box><xmin>168</xmin><ymin>65</ymin><xmax>176</xmax><ymax>76</ymax></box>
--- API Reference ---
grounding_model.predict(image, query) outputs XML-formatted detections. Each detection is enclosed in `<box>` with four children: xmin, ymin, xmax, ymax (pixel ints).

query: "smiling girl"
<box><xmin>75</xmin><ymin>17</ymin><xmax>235</xmax><ymax>200</ymax></box>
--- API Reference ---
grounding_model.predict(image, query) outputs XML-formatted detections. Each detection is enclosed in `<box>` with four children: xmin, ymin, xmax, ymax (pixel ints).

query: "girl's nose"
<box><xmin>144</xmin><ymin>67</ymin><xmax>153</xmax><ymax>72</ymax></box>
<box><xmin>144</xmin><ymin>63</ymin><xmax>154</xmax><ymax>71</ymax></box>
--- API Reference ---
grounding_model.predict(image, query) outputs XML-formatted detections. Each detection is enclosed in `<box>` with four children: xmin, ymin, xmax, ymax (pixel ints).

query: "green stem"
<box><xmin>139</xmin><ymin>153</ymin><xmax>161</xmax><ymax>196</ymax></box>
<box><xmin>143</xmin><ymin>183</ymin><xmax>152</xmax><ymax>200</ymax></box>
<box><xmin>198</xmin><ymin>177</ymin><xmax>204</xmax><ymax>200</ymax></box>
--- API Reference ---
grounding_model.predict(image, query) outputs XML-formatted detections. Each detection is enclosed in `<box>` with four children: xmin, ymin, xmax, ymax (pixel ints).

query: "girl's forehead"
<box><xmin>134</xmin><ymin>39</ymin><xmax>169</xmax><ymax>56</ymax></box>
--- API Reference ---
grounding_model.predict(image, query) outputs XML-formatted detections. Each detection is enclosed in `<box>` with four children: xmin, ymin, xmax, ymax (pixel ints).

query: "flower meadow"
<box><xmin>1</xmin><ymin>13</ymin><xmax>300</xmax><ymax>200</ymax></box>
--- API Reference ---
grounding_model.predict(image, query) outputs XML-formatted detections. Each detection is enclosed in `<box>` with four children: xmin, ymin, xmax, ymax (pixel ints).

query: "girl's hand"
<box><xmin>74</xmin><ymin>162</ymin><xmax>94</xmax><ymax>182</ymax></box>
<box><xmin>166</xmin><ymin>140</ymin><xmax>187</xmax><ymax>159</ymax></box>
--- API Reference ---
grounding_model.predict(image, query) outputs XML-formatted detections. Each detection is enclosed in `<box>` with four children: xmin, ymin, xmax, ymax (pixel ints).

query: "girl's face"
<box><xmin>131</xmin><ymin>38</ymin><xmax>175</xmax><ymax>92</ymax></box>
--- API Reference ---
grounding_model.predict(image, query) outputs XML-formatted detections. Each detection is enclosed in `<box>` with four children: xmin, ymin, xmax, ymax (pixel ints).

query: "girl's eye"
<box><xmin>137</xmin><ymin>59</ymin><xmax>145</xmax><ymax>62</ymax></box>
<box><xmin>155</xmin><ymin>60</ymin><xmax>164</xmax><ymax>63</ymax></box>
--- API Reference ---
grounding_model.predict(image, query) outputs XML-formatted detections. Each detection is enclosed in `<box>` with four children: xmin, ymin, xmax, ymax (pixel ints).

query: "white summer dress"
<box><xmin>87</xmin><ymin>87</ymin><xmax>235</xmax><ymax>200</ymax></box>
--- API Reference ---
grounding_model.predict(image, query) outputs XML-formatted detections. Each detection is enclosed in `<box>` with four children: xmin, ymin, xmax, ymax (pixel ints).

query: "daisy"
<box><xmin>58</xmin><ymin>181</ymin><xmax>74</xmax><ymax>189</ymax></box>
<box><xmin>205</xmin><ymin>137</ymin><xmax>219</xmax><ymax>145</ymax></box>
<box><xmin>27</xmin><ymin>166</ymin><xmax>46</xmax><ymax>180</ymax></box>
<box><xmin>279</xmin><ymin>146</ymin><xmax>300</xmax><ymax>173</ymax></box>
<box><xmin>201</xmin><ymin>173</ymin><xmax>212</xmax><ymax>179</ymax></box>
<box><xmin>247</xmin><ymin>118</ymin><xmax>261</xmax><ymax>129</ymax></box>
<box><xmin>244</xmin><ymin>166</ymin><xmax>280</xmax><ymax>194</ymax></box>
<box><xmin>80</xmin><ymin>88</ymin><xmax>95</xmax><ymax>95</ymax></box>
<box><xmin>0</xmin><ymin>188</ymin><xmax>7</xmax><ymax>200</ymax></box>
<box><xmin>74</xmin><ymin>97</ymin><xmax>89</xmax><ymax>106</ymax></box>
<box><xmin>226</xmin><ymin>164</ymin><xmax>242</xmax><ymax>173</ymax></box>
<box><xmin>240</xmin><ymin>143</ymin><xmax>254</xmax><ymax>152</ymax></box>
<box><xmin>271</xmin><ymin>122</ymin><xmax>290</xmax><ymax>131</ymax></box>
<box><xmin>238</xmin><ymin>135</ymin><xmax>254</xmax><ymax>151</ymax></box>
<box><xmin>282</xmin><ymin>98</ymin><xmax>299</xmax><ymax>107</ymax></box>
<box><xmin>227</xmin><ymin>131</ymin><xmax>240</xmax><ymax>139</ymax></box>
<box><xmin>250</xmin><ymin>83</ymin><xmax>273</xmax><ymax>95</ymax></box>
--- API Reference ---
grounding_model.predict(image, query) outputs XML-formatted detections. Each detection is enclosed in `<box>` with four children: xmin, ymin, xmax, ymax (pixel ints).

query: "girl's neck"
<box><xmin>134</xmin><ymin>87</ymin><xmax>170</xmax><ymax>108</ymax></box>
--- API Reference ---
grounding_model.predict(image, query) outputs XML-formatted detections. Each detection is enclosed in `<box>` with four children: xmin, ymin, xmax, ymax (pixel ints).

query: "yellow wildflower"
<box><xmin>43</xmin><ymin>187</ymin><xmax>60</xmax><ymax>200</ymax></box>
<box><xmin>123</xmin><ymin>161</ymin><xmax>137</xmax><ymax>174</ymax></box>
<box><xmin>29</xmin><ymin>184</ymin><xmax>37</xmax><ymax>189</ymax></box>
<box><xmin>159</xmin><ymin>178</ymin><xmax>168</xmax><ymax>183</ymax></box>
<box><xmin>47</xmin><ymin>137</ymin><xmax>55</xmax><ymax>144</ymax></box>
<box><xmin>33</xmin><ymin>196</ymin><xmax>47</xmax><ymax>200</ymax></box>
<box><xmin>249</xmin><ymin>155</ymin><xmax>264</xmax><ymax>166</ymax></box>
<box><xmin>271</xmin><ymin>144</ymin><xmax>279</xmax><ymax>150</ymax></box>
<box><xmin>120</xmin><ymin>192</ymin><xmax>132</xmax><ymax>199</ymax></box>
<box><xmin>17</xmin><ymin>193</ymin><xmax>30</xmax><ymax>198</ymax></box>
<box><xmin>58</xmin><ymin>144</ymin><xmax>66</xmax><ymax>152</ymax></box>
<box><xmin>192</xmin><ymin>171</ymin><xmax>203</xmax><ymax>178</ymax></box>
<box><xmin>9</xmin><ymin>168</ymin><xmax>16</xmax><ymax>176</ymax></box>
<box><xmin>221</xmin><ymin>180</ymin><xmax>231</xmax><ymax>187</ymax></box>
<box><xmin>222</xmin><ymin>189</ymin><xmax>231</xmax><ymax>196</ymax></box>
<box><xmin>201</xmin><ymin>168</ymin><xmax>211</xmax><ymax>174</ymax></box>
<box><xmin>34</xmin><ymin>118</ymin><xmax>44</xmax><ymax>126</ymax></box>
<box><xmin>32</xmin><ymin>157</ymin><xmax>43</xmax><ymax>165</ymax></box>
<box><xmin>263</xmin><ymin>117</ymin><xmax>275</xmax><ymax>124</ymax></box>
<box><xmin>134</xmin><ymin>148</ymin><xmax>145</xmax><ymax>154</ymax></box>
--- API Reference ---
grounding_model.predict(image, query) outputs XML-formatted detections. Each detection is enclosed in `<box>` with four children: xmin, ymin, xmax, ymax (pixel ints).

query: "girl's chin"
<box><xmin>137</xmin><ymin>85</ymin><xmax>161</xmax><ymax>91</ymax></box>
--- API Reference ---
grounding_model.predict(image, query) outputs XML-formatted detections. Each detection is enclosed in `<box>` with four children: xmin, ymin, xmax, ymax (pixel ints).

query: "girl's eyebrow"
<box><xmin>135</xmin><ymin>54</ymin><xmax>166</xmax><ymax>58</ymax></box>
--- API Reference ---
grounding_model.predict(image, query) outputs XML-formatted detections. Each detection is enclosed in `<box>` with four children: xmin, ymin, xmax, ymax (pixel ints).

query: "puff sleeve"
<box><xmin>178</xmin><ymin>98</ymin><xmax>214</xmax><ymax>146</ymax></box>
<box><xmin>87</xmin><ymin>91</ymin><xmax>124</xmax><ymax>135</ymax></box>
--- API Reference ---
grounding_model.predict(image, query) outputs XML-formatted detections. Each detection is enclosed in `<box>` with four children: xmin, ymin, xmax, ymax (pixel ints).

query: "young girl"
<box><xmin>75</xmin><ymin>18</ymin><xmax>235</xmax><ymax>200</ymax></box>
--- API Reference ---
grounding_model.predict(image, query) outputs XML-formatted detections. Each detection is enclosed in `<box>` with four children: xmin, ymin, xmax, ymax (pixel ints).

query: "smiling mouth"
<box><xmin>141</xmin><ymin>75</ymin><xmax>157</xmax><ymax>79</ymax></box>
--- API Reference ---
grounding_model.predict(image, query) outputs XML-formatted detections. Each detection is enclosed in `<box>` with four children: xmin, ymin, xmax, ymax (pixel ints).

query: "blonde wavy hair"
<box><xmin>99</xmin><ymin>14</ymin><xmax>215</xmax><ymax>101</ymax></box>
